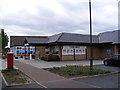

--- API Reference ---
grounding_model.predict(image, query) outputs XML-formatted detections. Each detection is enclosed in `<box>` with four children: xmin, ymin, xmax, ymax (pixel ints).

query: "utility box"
<box><xmin>7</xmin><ymin>52</ymin><xmax>14</xmax><ymax>69</ymax></box>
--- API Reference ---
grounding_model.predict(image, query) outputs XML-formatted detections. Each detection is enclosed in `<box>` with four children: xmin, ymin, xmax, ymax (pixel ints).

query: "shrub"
<box><xmin>53</xmin><ymin>55</ymin><xmax>60</xmax><ymax>61</ymax></box>
<box><xmin>41</xmin><ymin>57</ymin><xmax>48</xmax><ymax>61</ymax></box>
<box><xmin>48</xmin><ymin>54</ymin><xmax>60</xmax><ymax>61</ymax></box>
<box><xmin>48</xmin><ymin>54</ymin><xmax>53</xmax><ymax>61</ymax></box>
<box><xmin>2</xmin><ymin>68</ymin><xmax>15</xmax><ymax>73</ymax></box>
<box><xmin>44</xmin><ymin>57</ymin><xmax>48</xmax><ymax>61</ymax></box>
<box><xmin>2</xmin><ymin>53</ymin><xmax>7</xmax><ymax>59</ymax></box>
<box><xmin>41</xmin><ymin>57</ymin><xmax>45</xmax><ymax>60</ymax></box>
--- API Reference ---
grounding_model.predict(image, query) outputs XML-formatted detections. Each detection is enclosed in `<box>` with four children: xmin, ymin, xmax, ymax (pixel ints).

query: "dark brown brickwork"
<box><xmin>36</xmin><ymin>45</ymin><xmax>119</xmax><ymax>61</ymax></box>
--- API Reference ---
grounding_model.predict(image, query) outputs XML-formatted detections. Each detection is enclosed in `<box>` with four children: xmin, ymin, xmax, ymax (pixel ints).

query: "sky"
<box><xmin>0</xmin><ymin>0</ymin><xmax>119</xmax><ymax>38</ymax></box>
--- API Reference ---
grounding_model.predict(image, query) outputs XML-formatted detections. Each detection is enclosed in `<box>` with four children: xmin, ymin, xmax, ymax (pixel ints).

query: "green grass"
<box><xmin>2</xmin><ymin>68</ymin><xmax>28</xmax><ymax>84</ymax></box>
<box><xmin>44</xmin><ymin>65</ymin><xmax>111</xmax><ymax>78</ymax></box>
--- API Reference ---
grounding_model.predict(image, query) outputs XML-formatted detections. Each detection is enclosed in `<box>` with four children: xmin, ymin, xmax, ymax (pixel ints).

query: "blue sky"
<box><xmin>0</xmin><ymin>0</ymin><xmax>119</xmax><ymax>37</ymax></box>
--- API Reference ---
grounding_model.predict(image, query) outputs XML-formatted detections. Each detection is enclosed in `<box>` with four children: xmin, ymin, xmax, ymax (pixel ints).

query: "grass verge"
<box><xmin>2</xmin><ymin>68</ymin><xmax>34</xmax><ymax>85</ymax></box>
<box><xmin>44</xmin><ymin>65</ymin><xmax>112</xmax><ymax>78</ymax></box>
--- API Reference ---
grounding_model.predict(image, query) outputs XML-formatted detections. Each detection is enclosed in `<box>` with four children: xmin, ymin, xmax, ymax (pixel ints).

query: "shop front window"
<box><xmin>17</xmin><ymin>51</ymin><xmax>20</xmax><ymax>55</ymax></box>
<box><xmin>45</xmin><ymin>47</ymin><xmax>50</xmax><ymax>54</ymax></box>
<box><xmin>52</xmin><ymin>46</ymin><xmax>58</xmax><ymax>54</ymax></box>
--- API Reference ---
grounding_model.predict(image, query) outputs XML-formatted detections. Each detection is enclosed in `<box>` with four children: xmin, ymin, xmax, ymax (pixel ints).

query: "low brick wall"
<box><xmin>62</xmin><ymin>54</ymin><xmax>86</xmax><ymax>61</ymax></box>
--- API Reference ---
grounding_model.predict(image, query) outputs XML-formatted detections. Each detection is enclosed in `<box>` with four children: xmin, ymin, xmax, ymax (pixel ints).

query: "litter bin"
<box><xmin>7</xmin><ymin>52</ymin><xmax>14</xmax><ymax>69</ymax></box>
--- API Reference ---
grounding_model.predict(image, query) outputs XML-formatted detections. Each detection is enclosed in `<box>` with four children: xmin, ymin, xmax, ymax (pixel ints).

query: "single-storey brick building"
<box><xmin>10</xmin><ymin>30</ymin><xmax>120</xmax><ymax>61</ymax></box>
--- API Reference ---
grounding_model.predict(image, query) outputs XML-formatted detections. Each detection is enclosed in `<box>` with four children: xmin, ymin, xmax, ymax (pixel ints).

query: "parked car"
<box><xmin>104</xmin><ymin>54</ymin><xmax>120</xmax><ymax>67</ymax></box>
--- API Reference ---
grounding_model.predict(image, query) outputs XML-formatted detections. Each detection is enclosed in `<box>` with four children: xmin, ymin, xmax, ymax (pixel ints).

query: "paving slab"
<box><xmin>14</xmin><ymin>60</ymin><xmax>95</xmax><ymax>88</ymax></box>
<box><xmin>14</xmin><ymin>61</ymin><xmax>64</xmax><ymax>82</ymax></box>
<box><xmin>15</xmin><ymin>59</ymin><xmax>104</xmax><ymax>69</ymax></box>
<box><xmin>0</xmin><ymin>59</ymin><xmax>7</xmax><ymax>70</ymax></box>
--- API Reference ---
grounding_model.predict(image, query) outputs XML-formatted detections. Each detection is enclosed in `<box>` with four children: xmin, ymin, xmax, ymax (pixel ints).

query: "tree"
<box><xmin>1</xmin><ymin>29</ymin><xmax>9</xmax><ymax>51</ymax></box>
<box><xmin>0</xmin><ymin>30</ymin><xmax>2</xmax><ymax>53</ymax></box>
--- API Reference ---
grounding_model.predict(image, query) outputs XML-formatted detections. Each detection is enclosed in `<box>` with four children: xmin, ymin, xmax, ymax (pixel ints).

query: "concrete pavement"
<box><xmin>94</xmin><ymin>65</ymin><xmax>120</xmax><ymax>72</ymax></box>
<box><xmin>74</xmin><ymin>65</ymin><xmax>120</xmax><ymax>88</ymax></box>
<box><xmin>14</xmin><ymin>60</ymin><xmax>96</xmax><ymax>88</ymax></box>
<box><xmin>74</xmin><ymin>73</ymin><xmax>119</xmax><ymax>88</ymax></box>
<box><xmin>15</xmin><ymin>59</ymin><xmax>104</xmax><ymax>69</ymax></box>
<box><xmin>0</xmin><ymin>60</ymin><xmax>7</xmax><ymax>70</ymax></box>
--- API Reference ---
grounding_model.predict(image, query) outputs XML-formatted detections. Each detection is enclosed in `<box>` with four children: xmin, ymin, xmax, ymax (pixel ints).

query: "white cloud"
<box><xmin>71</xmin><ymin>29</ymin><xmax>89</xmax><ymax>34</ymax></box>
<box><xmin>0</xmin><ymin>0</ymin><xmax>118</xmax><ymax>37</ymax></box>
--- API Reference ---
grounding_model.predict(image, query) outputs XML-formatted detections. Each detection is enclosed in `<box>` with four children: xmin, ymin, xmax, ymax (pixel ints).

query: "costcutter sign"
<box><xmin>62</xmin><ymin>46</ymin><xmax>86</xmax><ymax>55</ymax></box>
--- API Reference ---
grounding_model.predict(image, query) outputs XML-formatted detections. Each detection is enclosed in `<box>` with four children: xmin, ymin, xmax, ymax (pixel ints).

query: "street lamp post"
<box><xmin>24</xmin><ymin>44</ymin><xmax>26</xmax><ymax>60</ymax></box>
<box><xmin>24</xmin><ymin>43</ymin><xmax>29</xmax><ymax>60</ymax></box>
<box><xmin>89</xmin><ymin>0</ymin><xmax>93</xmax><ymax>72</ymax></box>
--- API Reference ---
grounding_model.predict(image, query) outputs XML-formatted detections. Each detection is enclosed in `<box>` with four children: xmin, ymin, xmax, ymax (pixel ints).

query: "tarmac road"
<box><xmin>74</xmin><ymin>65</ymin><xmax>120</xmax><ymax>89</ymax></box>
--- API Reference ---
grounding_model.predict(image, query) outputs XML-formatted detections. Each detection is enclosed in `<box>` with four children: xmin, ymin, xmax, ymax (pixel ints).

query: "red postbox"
<box><xmin>7</xmin><ymin>52</ymin><xmax>14</xmax><ymax>69</ymax></box>
<box><xmin>25</xmin><ymin>54</ymin><xmax>29</xmax><ymax>59</ymax></box>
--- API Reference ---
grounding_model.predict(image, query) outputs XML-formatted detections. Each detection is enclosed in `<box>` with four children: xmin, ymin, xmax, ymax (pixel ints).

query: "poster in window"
<box><xmin>62</xmin><ymin>46</ymin><xmax>73</xmax><ymax>55</ymax></box>
<box><xmin>62</xmin><ymin>46</ymin><xmax>86</xmax><ymax>55</ymax></box>
<box><xmin>106</xmin><ymin>49</ymin><xmax>112</xmax><ymax>55</ymax></box>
